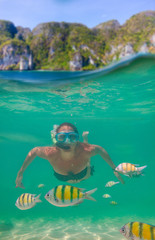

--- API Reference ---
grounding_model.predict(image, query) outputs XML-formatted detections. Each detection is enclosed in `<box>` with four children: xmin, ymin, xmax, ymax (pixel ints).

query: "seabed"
<box><xmin>0</xmin><ymin>217</ymin><xmax>127</xmax><ymax>240</ymax></box>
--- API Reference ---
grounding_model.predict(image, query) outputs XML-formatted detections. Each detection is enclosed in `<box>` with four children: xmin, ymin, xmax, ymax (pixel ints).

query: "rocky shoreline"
<box><xmin>0</xmin><ymin>10</ymin><xmax>155</xmax><ymax>71</ymax></box>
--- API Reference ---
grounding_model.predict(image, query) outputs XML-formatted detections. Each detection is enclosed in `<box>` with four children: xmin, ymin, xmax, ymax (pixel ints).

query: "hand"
<box><xmin>15</xmin><ymin>172</ymin><xmax>25</xmax><ymax>189</ymax></box>
<box><xmin>15</xmin><ymin>182</ymin><xmax>25</xmax><ymax>188</ymax></box>
<box><xmin>82</xmin><ymin>131</ymin><xmax>89</xmax><ymax>143</ymax></box>
<box><xmin>82</xmin><ymin>131</ymin><xmax>89</xmax><ymax>137</ymax></box>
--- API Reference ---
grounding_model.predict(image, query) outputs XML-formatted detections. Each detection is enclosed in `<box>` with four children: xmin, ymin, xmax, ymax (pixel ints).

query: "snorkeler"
<box><xmin>15</xmin><ymin>122</ymin><xmax>124</xmax><ymax>188</ymax></box>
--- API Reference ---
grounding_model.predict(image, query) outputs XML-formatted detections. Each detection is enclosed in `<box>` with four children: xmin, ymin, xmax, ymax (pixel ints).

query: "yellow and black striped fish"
<box><xmin>105</xmin><ymin>181</ymin><xmax>120</xmax><ymax>187</ymax></box>
<box><xmin>120</xmin><ymin>222</ymin><xmax>155</xmax><ymax>240</ymax></box>
<box><xmin>15</xmin><ymin>193</ymin><xmax>41</xmax><ymax>210</ymax></box>
<box><xmin>103</xmin><ymin>194</ymin><xmax>111</xmax><ymax>198</ymax></box>
<box><xmin>115</xmin><ymin>163</ymin><xmax>147</xmax><ymax>177</ymax></box>
<box><xmin>110</xmin><ymin>201</ymin><xmax>118</xmax><ymax>205</ymax></box>
<box><xmin>45</xmin><ymin>185</ymin><xmax>97</xmax><ymax>207</ymax></box>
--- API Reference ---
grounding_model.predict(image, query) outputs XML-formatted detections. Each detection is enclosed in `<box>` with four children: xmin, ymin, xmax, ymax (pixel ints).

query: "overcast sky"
<box><xmin>0</xmin><ymin>0</ymin><xmax>154</xmax><ymax>30</ymax></box>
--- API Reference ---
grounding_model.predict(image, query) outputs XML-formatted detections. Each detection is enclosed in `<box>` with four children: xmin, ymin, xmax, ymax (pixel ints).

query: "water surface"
<box><xmin>0</xmin><ymin>54</ymin><xmax>155</xmax><ymax>239</ymax></box>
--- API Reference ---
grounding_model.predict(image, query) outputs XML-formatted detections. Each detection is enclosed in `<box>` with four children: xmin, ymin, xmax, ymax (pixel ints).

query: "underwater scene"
<box><xmin>0</xmin><ymin>54</ymin><xmax>155</xmax><ymax>239</ymax></box>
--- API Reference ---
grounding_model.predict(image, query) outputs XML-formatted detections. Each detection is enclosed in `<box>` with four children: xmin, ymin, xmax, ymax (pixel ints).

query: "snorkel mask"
<box><xmin>55</xmin><ymin>132</ymin><xmax>79</xmax><ymax>149</ymax></box>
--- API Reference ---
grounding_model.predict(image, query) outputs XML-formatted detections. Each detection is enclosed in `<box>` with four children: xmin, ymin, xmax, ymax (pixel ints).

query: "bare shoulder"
<box><xmin>79</xmin><ymin>142</ymin><xmax>97</xmax><ymax>153</ymax></box>
<box><xmin>81</xmin><ymin>144</ymin><xmax>105</xmax><ymax>156</ymax></box>
<box><xmin>32</xmin><ymin>146</ymin><xmax>58</xmax><ymax>158</ymax></box>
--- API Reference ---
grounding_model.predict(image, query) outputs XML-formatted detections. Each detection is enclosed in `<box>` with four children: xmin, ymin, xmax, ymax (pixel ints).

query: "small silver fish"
<box><xmin>110</xmin><ymin>201</ymin><xmax>118</xmax><ymax>205</ymax></box>
<box><xmin>105</xmin><ymin>181</ymin><xmax>120</xmax><ymax>187</ymax></box>
<box><xmin>120</xmin><ymin>222</ymin><xmax>155</xmax><ymax>239</ymax></box>
<box><xmin>45</xmin><ymin>185</ymin><xmax>97</xmax><ymax>207</ymax></box>
<box><xmin>115</xmin><ymin>163</ymin><xmax>147</xmax><ymax>177</ymax></box>
<box><xmin>103</xmin><ymin>194</ymin><xmax>111</xmax><ymax>198</ymax></box>
<box><xmin>15</xmin><ymin>193</ymin><xmax>41</xmax><ymax>210</ymax></box>
<box><xmin>38</xmin><ymin>184</ymin><xmax>45</xmax><ymax>189</ymax></box>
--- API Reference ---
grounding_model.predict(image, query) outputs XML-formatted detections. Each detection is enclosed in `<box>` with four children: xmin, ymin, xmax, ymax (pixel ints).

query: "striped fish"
<box><xmin>115</xmin><ymin>163</ymin><xmax>147</xmax><ymax>177</ymax></box>
<box><xmin>105</xmin><ymin>181</ymin><xmax>120</xmax><ymax>187</ymax></box>
<box><xmin>38</xmin><ymin>184</ymin><xmax>45</xmax><ymax>188</ymax></box>
<box><xmin>45</xmin><ymin>185</ymin><xmax>97</xmax><ymax>207</ymax></box>
<box><xmin>15</xmin><ymin>193</ymin><xmax>41</xmax><ymax>210</ymax></box>
<box><xmin>103</xmin><ymin>194</ymin><xmax>111</xmax><ymax>198</ymax></box>
<box><xmin>120</xmin><ymin>222</ymin><xmax>155</xmax><ymax>240</ymax></box>
<box><xmin>110</xmin><ymin>201</ymin><xmax>118</xmax><ymax>205</ymax></box>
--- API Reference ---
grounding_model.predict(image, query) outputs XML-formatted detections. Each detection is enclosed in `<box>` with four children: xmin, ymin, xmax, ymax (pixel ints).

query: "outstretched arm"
<box><xmin>15</xmin><ymin>147</ymin><xmax>51</xmax><ymax>188</ymax></box>
<box><xmin>92</xmin><ymin>145</ymin><xmax>125</xmax><ymax>184</ymax></box>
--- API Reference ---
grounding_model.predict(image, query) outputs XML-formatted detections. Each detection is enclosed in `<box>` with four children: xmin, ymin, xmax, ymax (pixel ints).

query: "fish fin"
<box><xmin>138</xmin><ymin>165</ymin><xmax>147</xmax><ymax>171</ymax></box>
<box><xmin>134</xmin><ymin>164</ymin><xmax>139</xmax><ymax>166</ymax></box>
<box><xmin>136</xmin><ymin>172</ymin><xmax>145</xmax><ymax>177</ymax></box>
<box><xmin>115</xmin><ymin>182</ymin><xmax>120</xmax><ymax>184</ymax></box>
<box><xmin>128</xmin><ymin>172</ymin><xmax>134</xmax><ymax>177</ymax></box>
<box><xmin>72</xmin><ymin>200</ymin><xmax>83</xmax><ymax>206</ymax></box>
<box><xmin>84</xmin><ymin>188</ymin><xmax>97</xmax><ymax>201</ymax></box>
<box><xmin>124</xmin><ymin>174</ymin><xmax>130</xmax><ymax>177</ymax></box>
<box><xmin>35</xmin><ymin>194</ymin><xmax>42</xmax><ymax>203</ymax></box>
<box><xmin>85</xmin><ymin>196</ymin><xmax>96</xmax><ymax>201</ymax></box>
<box><xmin>129</xmin><ymin>173</ymin><xmax>134</xmax><ymax>178</ymax></box>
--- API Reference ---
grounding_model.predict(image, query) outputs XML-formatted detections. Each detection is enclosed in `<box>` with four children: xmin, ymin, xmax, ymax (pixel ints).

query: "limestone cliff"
<box><xmin>0</xmin><ymin>39</ymin><xmax>32</xmax><ymax>70</ymax></box>
<box><xmin>0</xmin><ymin>11</ymin><xmax>155</xmax><ymax>71</ymax></box>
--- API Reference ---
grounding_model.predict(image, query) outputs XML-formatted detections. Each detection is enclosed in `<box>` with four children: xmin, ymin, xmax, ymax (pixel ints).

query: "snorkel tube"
<box><xmin>55</xmin><ymin>142</ymin><xmax>71</xmax><ymax>150</ymax></box>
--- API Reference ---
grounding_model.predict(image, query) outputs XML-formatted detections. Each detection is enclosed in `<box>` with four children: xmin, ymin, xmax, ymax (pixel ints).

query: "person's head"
<box><xmin>55</xmin><ymin>122</ymin><xmax>79</xmax><ymax>151</ymax></box>
<box><xmin>56</xmin><ymin>122</ymin><xmax>78</xmax><ymax>134</ymax></box>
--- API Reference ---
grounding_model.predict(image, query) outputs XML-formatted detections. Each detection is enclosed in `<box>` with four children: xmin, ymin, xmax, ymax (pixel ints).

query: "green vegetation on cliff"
<box><xmin>109</xmin><ymin>11</ymin><xmax>155</xmax><ymax>48</ymax></box>
<box><xmin>0</xmin><ymin>20</ymin><xmax>17</xmax><ymax>38</ymax></box>
<box><xmin>0</xmin><ymin>11</ymin><xmax>155</xmax><ymax>70</ymax></box>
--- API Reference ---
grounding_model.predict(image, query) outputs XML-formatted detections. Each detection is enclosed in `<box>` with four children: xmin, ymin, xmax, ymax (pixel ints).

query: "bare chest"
<box><xmin>50</xmin><ymin>153</ymin><xmax>90</xmax><ymax>175</ymax></box>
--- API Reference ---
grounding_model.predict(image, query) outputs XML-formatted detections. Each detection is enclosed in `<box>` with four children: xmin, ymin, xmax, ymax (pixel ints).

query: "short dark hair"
<box><xmin>56</xmin><ymin>122</ymin><xmax>79</xmax><ymax>134</ymax></box>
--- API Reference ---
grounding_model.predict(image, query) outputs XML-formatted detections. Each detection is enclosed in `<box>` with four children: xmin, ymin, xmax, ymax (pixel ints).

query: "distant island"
<box><xmin>0</xmin><ymin>10</ymin><xmax>155</xmax><ymax>71</ymax></box>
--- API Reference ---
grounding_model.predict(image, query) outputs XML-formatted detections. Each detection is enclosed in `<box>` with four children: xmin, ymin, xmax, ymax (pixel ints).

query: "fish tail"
<box><xmin>138</xmin><ymin>165</ymin><xmax>147</xmax><ymax>172</ymax></box>
<box><xmin>35</xmin><ymin>194</ymin><xmax>42</xmax><ymax>203</ymax></box>
<box><xmin>115</xmin><ymin>182</ymin><xmax>120</xmax><ymax>185</ymax></box>
<box><xmin>84</xmin><ymin>188</ymin><xmax>97</xmax><ymax>201</ymax></box>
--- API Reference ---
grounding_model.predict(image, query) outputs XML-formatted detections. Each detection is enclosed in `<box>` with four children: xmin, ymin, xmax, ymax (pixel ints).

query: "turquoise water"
<box><xmin>0</xmin><ymin>54</ymin><xmax>155</xmax><ymax>239</ymax></box>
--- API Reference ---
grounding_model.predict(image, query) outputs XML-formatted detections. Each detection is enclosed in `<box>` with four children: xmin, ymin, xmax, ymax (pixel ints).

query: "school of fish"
<box><xmin>15</xmin><ymin>161</ymin><xmax>153</xmax><ymax>239</ymax></box>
